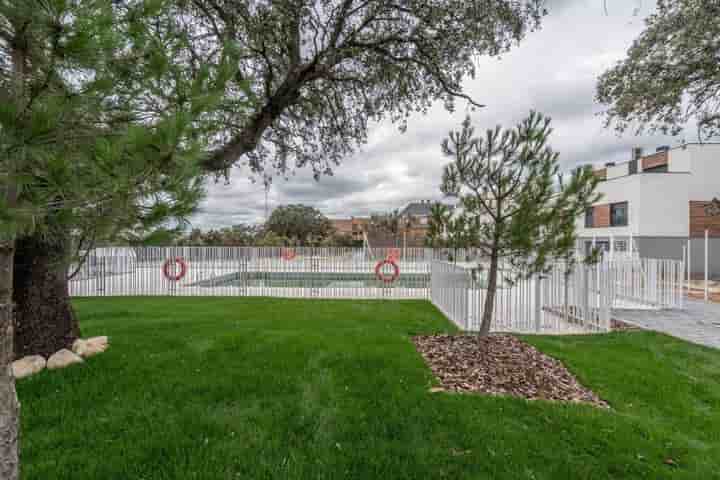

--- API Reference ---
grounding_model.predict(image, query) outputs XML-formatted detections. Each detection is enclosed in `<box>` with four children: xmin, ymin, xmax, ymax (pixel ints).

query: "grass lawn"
<box><xmin>18</xmin><ymin>297</ymin><xmax>720</xmax><ymax>479</ymax></box>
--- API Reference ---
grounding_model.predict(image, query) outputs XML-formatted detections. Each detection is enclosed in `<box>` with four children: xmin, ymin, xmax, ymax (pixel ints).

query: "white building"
<box><xmin>576</xmin><ymin>143</ymin><xmax>720</xmax><ymax>277</ymax></box>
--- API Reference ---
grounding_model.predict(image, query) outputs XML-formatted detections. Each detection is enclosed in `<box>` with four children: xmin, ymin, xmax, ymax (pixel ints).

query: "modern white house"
<box><xmin>576</xmin><ymin>143</ymin><xmax>720</xmax><ymax>277</ymax></box>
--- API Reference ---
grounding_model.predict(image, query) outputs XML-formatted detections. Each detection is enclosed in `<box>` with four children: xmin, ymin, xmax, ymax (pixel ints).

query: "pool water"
<box><xmin>191</xmin><ymin>271</ymin><xmax>431</xmax><ymax>289</ymax></box>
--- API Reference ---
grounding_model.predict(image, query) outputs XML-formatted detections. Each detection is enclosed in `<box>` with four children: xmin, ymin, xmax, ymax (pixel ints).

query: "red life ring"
<box><xmin>281</xmin><ymin>248</ymin><xmax>296</xmax><ymax>261</ymax></box>
<box><xmin>163</xmin><ymin>257</ymin><xmax>187</xmax><ymax>281</ymax></box>
<box><xmin>375</xmin><ymin>259</ymin><xmax>400</xmax><ymax>283</ymax></box>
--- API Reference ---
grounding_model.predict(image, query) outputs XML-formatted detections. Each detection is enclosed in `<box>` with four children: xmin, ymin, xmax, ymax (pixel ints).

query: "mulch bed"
<box><xmin>413</xmin><ymin>334</ymin><xmax>609</xmax><ymax>408</ymax></box>
<box><xmin>612</xmin><ymin>318</ymin><xmax>642</xmax><ymax>331</ymax></box>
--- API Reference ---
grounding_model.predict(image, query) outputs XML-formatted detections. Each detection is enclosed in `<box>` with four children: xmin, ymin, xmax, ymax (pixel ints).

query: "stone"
<box><xmin>72</xmin><ymin>336</ymin><xmax>109</xmax><ymax>358</ymax></box>
<box><xmin>86</xmin><ymin>336</ymin><xmax>109</xmax><ymax>348</ymax></box>
<box><xmin>71</xmin><ymin>338</ymin><xmax>87</xmax><ymax>356</ymax></box>
<box><xmin>47</xmin><ymin>349</ymin><xmax>84</xmax><ymax>370</ymax></box>
<box><xmin>11</xmin><ymin>355</ymin><xmax>46</xmax><ymax>379</ymax></box>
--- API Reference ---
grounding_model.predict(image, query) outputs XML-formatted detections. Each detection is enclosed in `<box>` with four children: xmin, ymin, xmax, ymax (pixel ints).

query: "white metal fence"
<box><xmin>430</xmin><ymin>261</ymin><xmax>612</xmax><ymax>334</ymax></box>
<box><xmin>429</xmin><ymin>257</ymin><xmax>685</xmax><ymax>334</ymax></box>
<box><xmin>608</xmin><ymin>258</ymin><xmax>685</xmax><ymax>309</ymax></box>
<box><xmin>69</xmin><ymin>247</ymin><xmax>684</xmax><ymax>334</ymax></box>
<box><xmin>69</xmin><ymin>246</ymin><xmax>479</xmax><ymax>299</ymax></box>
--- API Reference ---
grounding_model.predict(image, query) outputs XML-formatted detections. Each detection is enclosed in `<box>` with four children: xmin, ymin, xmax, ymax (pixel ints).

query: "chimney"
<box><xmin>656</xmin><ymin>145</ymin><xmax>670</xmax><ymax>153</ymax></box>
<box><xmin>632</xmin><ymin>147</ymin><xmax>644</xmax><ymax>161</ymax></box>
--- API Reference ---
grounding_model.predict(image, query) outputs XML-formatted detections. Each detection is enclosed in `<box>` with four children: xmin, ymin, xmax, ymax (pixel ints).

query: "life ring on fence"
<box><xmin>375</xmin><ymin>259</ymin><xmax>400</xmax><ymax>283</ymax></box>
<box><xmin>281</xmin><ymin>248</ymin><xmax>296</xmax><ymax>261</ymax></box>
<box><xmin>162</xmin><ymin>257</ymin><xmax>187</xmax><ymax>281</ymax></box>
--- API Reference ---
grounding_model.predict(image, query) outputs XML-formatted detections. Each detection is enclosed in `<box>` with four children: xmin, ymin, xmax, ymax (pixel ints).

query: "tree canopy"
<box><xmin>189</xmin><ymin>0</ymin><xmax>547</xmax><ymax>176</ymax></box>
<box><xmin>0</xmin><ymin>0</ymin><xmax>241</xmax><ymax>248</ymax></box>
<box><xmin>0</xmin><ymin>2</ymin><xmax>241</xmax><ymax>476</ymax></box>
<box><xmin>597</xmin><ymin>0</ymin><xmax>720</xmax><ymax>140</ymax></box>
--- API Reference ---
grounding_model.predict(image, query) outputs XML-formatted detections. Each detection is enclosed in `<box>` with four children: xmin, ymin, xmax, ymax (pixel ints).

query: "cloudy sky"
<box><xmin>193</xmin><ymin>0</ymin><xmax>679</xmax><ymax>229</ymax></box>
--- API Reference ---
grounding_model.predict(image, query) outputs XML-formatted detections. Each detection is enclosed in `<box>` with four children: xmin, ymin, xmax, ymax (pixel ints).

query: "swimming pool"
<box><xmin>191</xmin><ymin>271</ymin><xmax>432</xmax><ymax>289</ymax></box>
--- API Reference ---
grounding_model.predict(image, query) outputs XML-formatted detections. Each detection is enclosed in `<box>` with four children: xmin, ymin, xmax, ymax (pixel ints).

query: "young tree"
<box><xmin>265</xmin><ymin>204</ymin><xmax>333</xmax><ymax>245</ymax></box>
<box><xmin>446</xmin><ymin>214</ymin><xmax>481</xmax><ymax>261</ymax></box>
<box><xmin>0</xmin><ymin>1</ymin><xmax>238</xmax><ymax>474</ymax></box>
<box><xmin>441</xmin><ymin>112</ymin><xmax>599</xmax><ymax>336</ymax></box>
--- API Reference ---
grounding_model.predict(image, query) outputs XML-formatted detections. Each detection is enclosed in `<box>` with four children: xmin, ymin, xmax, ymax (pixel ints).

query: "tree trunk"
<box><xmin>13</xmin><ymin>230</ymin><xmax>80</xmax><ymax>359</ymax></box>
<box><xmin>0</xmin><ymin>226</ymin><xmax>20</xmax><ymax>480</ymax></box>
<box><xmin>479</xmin><ymin>247</ymin><xmax>499</xmax><ymax>337</ymax></box>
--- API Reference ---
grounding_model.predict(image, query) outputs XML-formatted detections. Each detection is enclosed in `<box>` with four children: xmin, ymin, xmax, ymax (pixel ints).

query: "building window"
<box><xmin>585</xmin><ymin>207</ymin><xmax>594</xmax><ymax>228</ymax></box>
<box><xmin>643</xmin><ymin>164</ymin><xmax>668</xmax><ymax>173</ymax></box>
<box><xmin>610</xmin><ymin>202</ymin><xmax>628</xmax><ymax>227</ymax></box>
<box><xmin>596</xmin><ymin>241</ymin><xmax>610</xmax><ymax>253</ymax></box>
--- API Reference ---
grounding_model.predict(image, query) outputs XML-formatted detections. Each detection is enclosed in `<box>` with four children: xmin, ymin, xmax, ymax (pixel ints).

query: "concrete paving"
<box><xmin>614</xmin><ymin>299</ymin><xmax>720</xmax><ymax>349</ymax></box>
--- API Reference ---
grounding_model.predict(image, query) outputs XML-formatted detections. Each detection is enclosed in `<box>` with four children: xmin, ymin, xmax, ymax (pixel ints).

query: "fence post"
<box><xmin>582</xmin><ymin>265</ymin><xmax>590</xmax><ymax>327</ymax></box>
<box><xmin>705</xmin><ymin>229</ymin><xmax>709</xmax><ymax>302</ymax></box>
<box><xmin>534</xmin><ymin>273</ymin><xmax>541</xmax><ymax>333</ymax></box>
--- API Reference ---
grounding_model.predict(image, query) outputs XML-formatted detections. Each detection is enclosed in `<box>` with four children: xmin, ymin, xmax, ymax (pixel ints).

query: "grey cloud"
<box><xmin>191</xmin><ymin>1</ymin><xmax>669</xmax><ymax>229</ymax></box>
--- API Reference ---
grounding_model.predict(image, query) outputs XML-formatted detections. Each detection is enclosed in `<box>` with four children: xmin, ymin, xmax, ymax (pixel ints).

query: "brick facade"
<box><xmin>331</xmin><ymin>219</ymin><xmax>353</xmax><ymax>236</ymax></box>
<box><xmin>689</xmin><ymin>201</ymin><xmax>720</xmax><ymax>238</ymax></box>
<box><xmin>641</xmin><ymin>151</ymin><xmax>668</xmax><ymax>170</ymax></box>
<box><xmin>594</xmin><ymin>204</ymin><xmax>611</xmax><ymax>228</ymax></box>
<box><xmin>331</xmin><ymin>218</ymin><xmax>369</xmax><ymax>241</ymax></box>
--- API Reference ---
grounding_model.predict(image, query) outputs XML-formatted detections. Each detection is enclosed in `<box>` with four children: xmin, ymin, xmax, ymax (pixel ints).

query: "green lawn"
<box><xmin>18</xmin><ymin>298</ymin><xmax>720</xmax><ymax>479</ymax></box>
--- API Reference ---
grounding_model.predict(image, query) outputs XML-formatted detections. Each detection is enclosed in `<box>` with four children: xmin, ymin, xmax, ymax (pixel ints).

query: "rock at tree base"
<box><xmin>47</xmin><ymin>349</ymin><xmax>84</xmax><ymax>370</ymax></box>
<box><xmin>72</xmin><ymin>336</ymin><xmax>109</xmax><ymax>358</ymax></box>
<box><xmin>11</xmin><ymin>355</ymin><xmax>46</xmax><ymax>379</ymax></box>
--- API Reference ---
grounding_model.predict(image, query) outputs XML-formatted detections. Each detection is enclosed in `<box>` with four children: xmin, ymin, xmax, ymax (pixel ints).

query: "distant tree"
<box><xmin>426</xmin><ymin>203</ymin><xmax>452</xmax><ymax>248</ymax></box>
<box><xmin>321</xmin><ymin>232</ymin><xmax>358</xmax><ymax>248</ymax></box>
<box><xmin>597</xmin><ymin>0</ymin><xmax>720</xmax><ymax>212</ymax></box>
<box><xmin>441</xmin><ymin>112</ymin><xmax>600</xmax><ymax>336</ymax></box>
<box><xmin>370</xmin><ymin>210</ymin><xmax>401</xmax><ymax>245</ymax></box>
<box><xmin>256</xmin><ymin>230</ymin><xmax>289</xmax><ymax>247</ymax></box>
<box><xmin>369</xmin><ymin>209</ymin><xmax>416</xmax><ymax>247</ymax></box>
<box><xmin>265</xmin><ymin>205</ymin><xmax>333</xmax><ymax>245</ymax></box>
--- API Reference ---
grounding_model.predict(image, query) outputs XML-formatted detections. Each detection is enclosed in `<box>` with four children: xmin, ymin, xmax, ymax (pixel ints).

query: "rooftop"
<box><xmin>400</xmin><ymin>200</ymin><xmax>453</xmax><ymax>217</ymax></box>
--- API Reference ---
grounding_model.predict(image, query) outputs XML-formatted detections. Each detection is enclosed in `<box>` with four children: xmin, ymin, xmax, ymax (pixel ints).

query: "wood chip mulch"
<box><xmin>612</xmin><ymin>318</ymin><xmax>642</xmax><ymax>331</ymax></box>
<box><xmin>413</xmin><ymin>334</ymin><xmax>609</xmax><ymax>408</ymax></box>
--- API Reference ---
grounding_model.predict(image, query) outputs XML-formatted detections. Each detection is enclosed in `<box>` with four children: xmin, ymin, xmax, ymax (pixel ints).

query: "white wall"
<box><xmin>636</xmin><ymin>173</ymin><xmax>690</xmax><ymax>237</ymax></box>
<box><xmin>577</xmin><ymin>171</ymin><xmax>691</xmax><ymax>238</ymax></box>
<box><xmin>576</xmin><ymin>174</ymin><xmax>642</xmax><ymax>238</ymax></box>
<box><xmin>683</xmin><ymin>144</ymin><xmax>720</xmax><ymax>199</ymax></box>
<box><xmin>668</xmin><ymin>147</ymin><xmax>691</xmax><ymax>172</ymax></box>
<box><xmin>606</xmin><ymin>162</ymin><xmax>629</xmax><ymax>180</ymax></box>
<box><xmin>577</xmin><ymin>143</ymin><xmax>720</xmax><ymax>240</ymax></box>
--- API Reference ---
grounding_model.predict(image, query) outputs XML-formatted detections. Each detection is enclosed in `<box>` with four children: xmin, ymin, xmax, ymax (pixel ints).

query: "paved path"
<box><xmin>614</xmin><ymin>299</ymin><xmax>720</xmax><ymax>349</ymax></box>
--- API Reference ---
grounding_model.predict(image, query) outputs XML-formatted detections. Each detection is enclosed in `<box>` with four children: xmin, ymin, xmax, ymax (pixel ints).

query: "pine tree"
<box><xmin>0</xmin><ymin>1</ymin><xmax>240</xmax><ymax>476</ymax></box>
<box><xmin>441</xmin><ymin>112</ymin><xmax>600</xmax><ymax>336</ymax></box>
